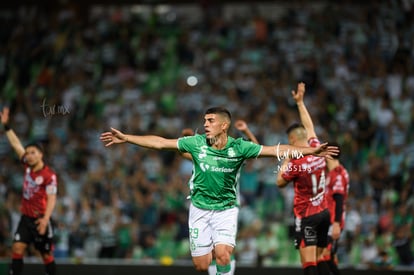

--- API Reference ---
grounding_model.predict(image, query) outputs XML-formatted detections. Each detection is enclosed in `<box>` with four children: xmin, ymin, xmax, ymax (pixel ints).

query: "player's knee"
<box><xmin>42</xmin><ymin>253</ymin><xmax>55</xmax><ymax>264</ymax></box>
<box><xmin>215</xmin><ymin>252</ymin><xmax>231</xmax><ymax>266</ymax></box>
<box><xmin>214</xmin><ymin>244</ymin><xmax>233</xmax><ymax>265</ymax></box>
<box><xmin>11</xmin><ymin>243</ymin><xmax>26</xmax><ymax>255</ymax></box>
<box><xmin>192</xmin><ymin>255</ymin><xmax>212</xmax><ymax>272</ymax></box>
<box><xmin>193</xmin><ymin>262</ymin><xmax>209</xmax><ymax>272</ymax></box>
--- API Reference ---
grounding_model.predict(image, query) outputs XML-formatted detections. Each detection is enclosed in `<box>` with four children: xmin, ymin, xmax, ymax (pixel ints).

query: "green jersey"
<box><xmin>177</xmin><ymin>134</ymin><xmax>262</xmax><ymax>210</ymax></box>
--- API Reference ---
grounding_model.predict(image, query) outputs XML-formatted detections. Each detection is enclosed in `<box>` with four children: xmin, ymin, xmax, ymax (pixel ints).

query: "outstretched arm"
<box><xmin>100</xmin><ymin>127</ymin><xmax>179</xmax><ymax>150</ymax></box>
<box><xmin>234</xmin><ymin>120</ymin><xmax>259</xmax><ymax>144</ymax></box>
<box><xmin>0</xmin><ymin>107</ymin><xmax>25</xmax><ymax>159</ymax></box>
<box><xmin>292</xmin><ymin>82</ymin><xmax>317</xmax><ymax>140</ymax></box>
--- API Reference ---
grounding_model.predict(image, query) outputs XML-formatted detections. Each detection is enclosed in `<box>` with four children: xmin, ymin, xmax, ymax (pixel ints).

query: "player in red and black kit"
<box><xmin>1</xmin><ymin>107</ymin><xmax>57</xmax><ymax>275</ymax></box>
<box><xmin>322</xmin><ymin>144</ymin><xmax>349</xmax><ymax>275</ymax></box>
<box><xmin>276</xmin><ymin>82</ymin><xmax>331</xmax><ymax>275</ymax></box>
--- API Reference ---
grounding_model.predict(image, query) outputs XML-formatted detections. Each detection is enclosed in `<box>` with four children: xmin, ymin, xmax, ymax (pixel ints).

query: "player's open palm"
<box><xmin>291</xmin><ymin>82</ymin><xmax>305</xmax><ymax>103</ymax></box>
<box><xmin>100</xmin><ymin>127</ymin><xmax>127</xmax><ymax>146</ymax></box>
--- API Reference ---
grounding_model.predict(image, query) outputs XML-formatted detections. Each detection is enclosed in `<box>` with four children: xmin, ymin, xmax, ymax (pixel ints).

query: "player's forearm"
<box><xmin>125</xmin><ymin>134</ymin><xmax>178</xmax><ymax>150</ymax></box>
<box><xmin>276</xmin><ymin>159</ymin><xmax>290</xmax><ymax>188</ymax></box>
<box><xmin>333</xmin><ymin>194</ymin><xmax>344</xmax><ymax>222</ymax></box>
<box><xmin>44</xmin><ymin>194</ymin><xmax>57</xmax><ymax>220</ymax></box>
<box><xmin>5</xmin><ymin>129</ymin><xmax>25</xmax><ymax>158</ymax></box>
<box><xmin>276</xmin><ymin>176</ymin><xmax>288</xmax><ymax>188</ymax></box>
<box><xmin>296</xmin><ymin>101</ymin><xmax>315</xmax><ymax>135</ymax></box>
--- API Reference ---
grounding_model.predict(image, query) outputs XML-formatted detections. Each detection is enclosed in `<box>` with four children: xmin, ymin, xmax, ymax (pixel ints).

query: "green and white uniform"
<box><xmin>178</xmin><ymin>134</ymin><xmax>262</xmax><ymax>256</ymax></box>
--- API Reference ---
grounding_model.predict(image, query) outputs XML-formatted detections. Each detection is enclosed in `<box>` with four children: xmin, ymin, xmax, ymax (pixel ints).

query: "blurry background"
<box><xmin>0</xmin><ymin>0</ymin><xmax>413</xmax><ymax>271</ymax></box>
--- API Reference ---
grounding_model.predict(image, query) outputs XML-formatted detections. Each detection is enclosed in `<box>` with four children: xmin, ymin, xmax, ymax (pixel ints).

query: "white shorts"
<box><xmin>188</xmin><ymin>203</ymin><xmax>239</xmax><ymax>257</ymax></box>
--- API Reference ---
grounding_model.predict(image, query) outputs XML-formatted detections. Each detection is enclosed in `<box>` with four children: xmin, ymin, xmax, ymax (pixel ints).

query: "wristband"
<box><xmin>4</xmin><ymin>124</ymin><xmax>10</xmax><ymax>131</ymax></box>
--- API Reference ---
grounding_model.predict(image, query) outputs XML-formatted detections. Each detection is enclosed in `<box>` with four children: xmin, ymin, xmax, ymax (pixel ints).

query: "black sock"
<box><xmin>328</xmin><ymin>259</ymin><xmax>340</xmax><ymax>275</ymax></box>
<box><xmin>10</xmin><ymin>259</ymin><xmax>23</xmax><ymax>275</ymax></box>
<box><xmin>304</xmin><ymin>265</ymin><xmax>317</xmax><ymax>275</ymax></box>
<box><xmin>45</xmin><ymin>261</ymin><xmax>56</xmax><ymax>275</ymax></box>
<box><xmin>317</xmin><ymin>260</ymin><xmax>331</xmax><ymax>275</ymax></box>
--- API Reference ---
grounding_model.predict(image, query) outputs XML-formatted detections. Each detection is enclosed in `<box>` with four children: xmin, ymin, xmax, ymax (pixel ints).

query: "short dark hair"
<box><xmin>25</xmin><ymin>142</ymin><xmax>45</xmax><ymax>154</ymax></box>
<box><xmin>205</xmin><ymin>107</ymin><xmax>232</xmax><ymax>121</ymax></box>
<box><xmin>286</xmin><ymin>122</ymin><xmax>304</xmax><ymax>135</ymax></box>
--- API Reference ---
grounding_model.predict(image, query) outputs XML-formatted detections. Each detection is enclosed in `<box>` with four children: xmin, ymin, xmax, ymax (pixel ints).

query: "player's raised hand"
<box><xmin>234</xmin><ymin>120</ymin><xmax>248</xmax><ymax>131</ymax></box>
<box><xmin>100</xmin><ymin>127</ymin><xmax>128</xmax><ymax>147</ymax></box>
<box><xmin>181</xmin><ymin>128</ymin><xmax>194</xmax><ymax>137</ymax></box>
<box><xmin>0</xmin><ymin>106</ymin><xmax>10</xmax><ymax>125</ymax></box>
<box><xmin>291</xmin><ymin>82</ymin><xmax>305</xmax><ymax>103</ymax></box>
<box><xmin>235</xmin><ymin>119</ymin><xmax>259</xmax><ymax>144</ymax></box>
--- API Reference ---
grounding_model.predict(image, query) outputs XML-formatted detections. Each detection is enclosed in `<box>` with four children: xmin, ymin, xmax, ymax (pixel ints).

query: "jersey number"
<box><xmin>189</xmin><ymin>228</ymin><xmax>199</xmax><ymax>239</ymax></box>
<box><xmin>310</xmin><ymin>170</ymin><xmax>325</xmax><ymax>202</ymax></box>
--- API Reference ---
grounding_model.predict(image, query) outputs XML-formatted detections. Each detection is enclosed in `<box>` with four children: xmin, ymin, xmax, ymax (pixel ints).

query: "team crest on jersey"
<box><xmin>35</xmin><ymin>176</ymin><xmax>44</xmax><ymax>185</ymax></box>
<box><xmin>228</xmin><ymin>148</ymin><xmax>235</xmax><ymax>158</ymax></box>
<box><xmin>200</xmin><ymin>163</ymin><xmax>210</xmax><ymax>172</ymax></box>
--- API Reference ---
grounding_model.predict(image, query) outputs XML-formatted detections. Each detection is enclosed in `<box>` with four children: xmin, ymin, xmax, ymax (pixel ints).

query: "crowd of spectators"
<box><xmin>0</xmin><ymin>0</ymin><xmax>413</xmax><ymax>270</ymax></box>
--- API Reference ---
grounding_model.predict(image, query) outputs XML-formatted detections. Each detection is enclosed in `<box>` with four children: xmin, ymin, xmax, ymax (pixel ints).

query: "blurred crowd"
<box><xmin>0</xmin><ymin>0</ymin><xmax>413</xmax><ymax>270</ymax></box>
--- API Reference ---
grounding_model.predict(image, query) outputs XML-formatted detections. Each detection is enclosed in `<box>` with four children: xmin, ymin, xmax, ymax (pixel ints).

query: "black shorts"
<box><xmin>294</xmin><ymin>209</ymin><xmax>330</xmax><ymax>249</ymax></box>
<box><xmin>13</xmin><ymin>215</ymin><xmax>55</xmax><ymax>253</ymax></box>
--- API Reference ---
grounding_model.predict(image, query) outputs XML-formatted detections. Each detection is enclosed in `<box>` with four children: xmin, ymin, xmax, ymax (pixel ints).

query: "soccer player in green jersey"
<box><xmin>181</xmin><ymin>119</ymin><xmax>258</xmax><ymax>275</ymax></box>
<box><xmin>100</xmin><ymin>106</ymin><xmax>338</xmax><ymax>274</ymax></box>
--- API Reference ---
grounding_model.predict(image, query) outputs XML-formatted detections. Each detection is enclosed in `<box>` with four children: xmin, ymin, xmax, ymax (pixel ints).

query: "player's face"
<box><xmin>288</xmin><ymin>127</ymin><xmax>306</xmax><ymax>145</ymax></box>
<box><xmin>288</xmin><ymin>133</ymin><xmax>297</xmax><ymax>145</ymax></box>
<box><xmin>204</xmin><ymin>113</ymin><xmax>226</xmax><ymax>139</ymax></box>
<box><xmin>25</xmin><ymin>146</ymin><xmax>43</xmax><ymax>167</ymax></box>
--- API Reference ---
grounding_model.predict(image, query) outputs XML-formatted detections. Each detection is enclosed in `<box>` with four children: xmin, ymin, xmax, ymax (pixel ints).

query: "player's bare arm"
<box><xmin>100</xmin><ymin>127</ymin><xmax>179</xmax><ymax>150</ymax></box>
<box><xmin>0</xmin><ymin>106</ymin><xmax>25</xmax><ymax>159</ymax></box>
<box><xmin>276</xmin><ymin>158</ymin><xmax>290</xmax><ymax>188</ymax></box>
<box><xmin>36</xmin><ymin>193</ymin><xmax>57</xmax><ymax>235</ymax></box>
<box><xmin>180</xmin><ymin>128</ymin><xmax>194</xmax><ymax>160</ymax></box>
<box><xmin>292</xmin><ymin>82</ymin><xmax>317</xmax><ymax>140</ymax></box>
